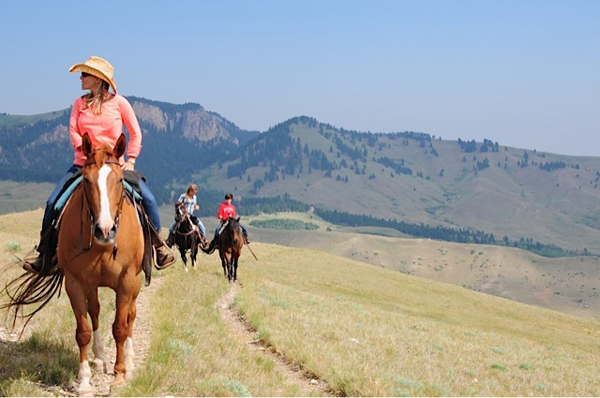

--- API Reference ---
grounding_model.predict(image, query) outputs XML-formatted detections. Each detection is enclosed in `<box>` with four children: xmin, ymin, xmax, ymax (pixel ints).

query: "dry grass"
<box><xmin>1</xmin><ymin>210</ymin><xmax>599</xmax><ymax>396</ymax></box>
<box><xmin>247</xmin><ymin>212</ymin><xmax>600</xmax><ymax>321</ymax></box>
<box><xmin>235</xmin><ymin>243</ymin><xmax>600</xmax><ymax>396</ymax></box>
<box><xmin>120</xmin><ymin>261</ymin><xmax>327</xmax><ymax>397</ymax></box>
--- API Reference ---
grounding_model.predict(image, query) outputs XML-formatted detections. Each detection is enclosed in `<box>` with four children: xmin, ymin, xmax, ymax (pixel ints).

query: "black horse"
<box><xmin>173</xmin><ymin>202</ymin><xmax>202</xmax><ymax>272</ymax></box>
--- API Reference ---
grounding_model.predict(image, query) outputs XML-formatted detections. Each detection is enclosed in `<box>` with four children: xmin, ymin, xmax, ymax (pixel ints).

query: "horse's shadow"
<box><xmin>0</xmin><ymin>331</ymin><xmax>78</xmax><ymax>391</ymax></box>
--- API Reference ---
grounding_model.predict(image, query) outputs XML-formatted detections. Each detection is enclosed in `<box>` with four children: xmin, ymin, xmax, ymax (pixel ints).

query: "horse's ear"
<box><xmin>236</xmin><ymin>217</ymin><xmax>240</xmax><ymax>222</ymax></box>
<box><xmin>114</xmin><ymin>134</ymin><xmax>127</xmax><ymax>159</ymax></box>
<box><xmin>82</xmin><ymin>133</ymin><xmax>93</xmax><ymax>158</ymax></box>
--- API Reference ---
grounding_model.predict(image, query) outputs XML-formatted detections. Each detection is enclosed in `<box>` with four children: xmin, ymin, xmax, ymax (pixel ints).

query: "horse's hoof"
<box><xmin>112</xmin><ymin>373</ymin><xmax>126</xmax><ymax>387</ymax></box>
<box><xmin>79</xmin><ymin>387</ymin><xmax>94</xmax><ymax>397</ymax></box>
<box><xmin>77</xmin><ymin>381</ymin><xmax>94</xmax><ymax>397</ymax></box>
<box><xmin>109</xmin><ymin>382</ymin><xmax>126</xmax><ymax>397</ymax></box>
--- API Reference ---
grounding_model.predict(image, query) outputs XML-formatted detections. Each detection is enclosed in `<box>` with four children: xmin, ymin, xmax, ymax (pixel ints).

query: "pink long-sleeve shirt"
<box><xmin>69</xmin><ymin>94</ymin><xmax>142</xmax><ymax>166</ymax></box>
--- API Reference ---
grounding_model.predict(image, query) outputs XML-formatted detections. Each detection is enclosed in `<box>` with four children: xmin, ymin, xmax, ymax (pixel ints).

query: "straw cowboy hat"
<box><xmin>69</xmin><ymin>56</ymin><xmax>118</xmax><ymax>93</ymax></box>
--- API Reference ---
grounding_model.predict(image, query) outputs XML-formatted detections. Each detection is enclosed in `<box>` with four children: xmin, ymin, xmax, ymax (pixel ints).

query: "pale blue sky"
<box><xmin>1</xmin><ymin>0</ymin><xmax>598</xmax><ymax>156</ymax></box>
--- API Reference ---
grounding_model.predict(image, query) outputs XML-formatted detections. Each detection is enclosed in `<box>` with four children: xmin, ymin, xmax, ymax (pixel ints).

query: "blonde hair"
<box><xmin>83</xmin><ymin>79</ymin><xmax>111</xmax><ymax>115</ymax></box>
<box><xmin>186</xmin><ymin>184</ymin><xmax>198</xmax><ymax>196</ymax></box>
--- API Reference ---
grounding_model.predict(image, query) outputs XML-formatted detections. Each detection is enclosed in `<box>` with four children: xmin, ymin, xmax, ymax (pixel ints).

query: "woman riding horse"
<box><xmin>23</xmin><ymin>55</ymin><xmax>174</xmax><ymax>275</ymax></box>
<box><xmin>2</xmin><ymin>133</ymin><xmax>145</xmax><ymax>395</ymax></box>
<box><xmin>204</xmin><ymin>193</ymin><xmax>250</xmax><ymax>253</ymax></box>
<box><xmin>167</xmin><ymin>184</ymin><xmax>206</xmax><ymax>247</ymax></box>
<box><xmin>171</xmin><ymin>201</ymin><xmax>202</xmax><ymax>271</ymax></box>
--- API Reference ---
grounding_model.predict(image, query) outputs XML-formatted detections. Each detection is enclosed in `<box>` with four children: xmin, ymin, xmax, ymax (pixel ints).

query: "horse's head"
<box><xmin>224</xmin><ymin>216</ymin><xmax>242</xmax><ymax>246</ymax></box>
<box><xmin>81</xmin><ymin>132</ymin><xmax>126</xmax><ymax>245</ymax></box>
<box><xmin>174</xmin><ymin>201</ymin><xmax>188</xmax><ymax>223</ymax></box>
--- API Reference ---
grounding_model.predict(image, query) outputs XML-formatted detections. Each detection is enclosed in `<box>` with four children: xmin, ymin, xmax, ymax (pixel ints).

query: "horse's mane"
<box><xmin>220</xmin><ymin>217</ymin><xmax>243</xmax><ymax>247</ymax></box>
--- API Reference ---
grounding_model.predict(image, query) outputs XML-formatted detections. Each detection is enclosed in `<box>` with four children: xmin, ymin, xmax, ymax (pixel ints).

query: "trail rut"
<box><xmin>217</xmin><ymin>281</ymin><xmax>335</xmax><ymax>397</ymax></box>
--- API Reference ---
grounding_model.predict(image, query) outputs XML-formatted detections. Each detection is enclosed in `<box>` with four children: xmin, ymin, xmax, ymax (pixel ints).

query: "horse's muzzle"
<box><xmin>94</xmin><ymin>223</ymin><xmax>117</xmax><ymax>245</ymax></box>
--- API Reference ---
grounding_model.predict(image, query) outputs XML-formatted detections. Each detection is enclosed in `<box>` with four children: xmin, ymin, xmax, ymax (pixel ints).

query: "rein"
<box><xmin>174</xmin><ymin>212</ymin><xmax>196</xmax><ymax>237</ymax></box>
<box><xmin>77</xmin><ymin>158</ymin><xmax>126</xmax><ymax>256</ymax></box>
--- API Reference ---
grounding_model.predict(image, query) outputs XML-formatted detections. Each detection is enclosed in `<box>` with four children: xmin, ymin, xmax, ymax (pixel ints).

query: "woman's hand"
<box><xmin>122</xmin><ymin>160</ymin><xmax>135</xmax><ymax>171</ymax></box>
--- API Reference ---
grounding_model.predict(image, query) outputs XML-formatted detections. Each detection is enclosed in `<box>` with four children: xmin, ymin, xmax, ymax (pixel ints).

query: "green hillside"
<box><xmin>195</xmin><ymin>117</ymin><xmax>600</xmax><ymax>254</ymax></box>
<box><xmin>1</xmin><ymin>210</ymin><xmax>599</xmax><ymax>396</ymax></box>
<box><xmin>245</xmin><ymin>212</ymin><xmax>600</xmax><ymax>320</ymax></box>
<box><xmin>0</xmin><ymin>110</ymin><xmax>67</xmax><ymax>127</ymax></box>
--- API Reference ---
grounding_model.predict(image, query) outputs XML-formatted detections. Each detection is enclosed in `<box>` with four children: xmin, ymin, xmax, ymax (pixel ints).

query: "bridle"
<box><xmin>77</xmin><ymin>157</ymin><xmax>126</xmax><ymax>255</ymax></box>
<box><xmin>174</xmin><ymin>202</ymin><xmax>196</xmax><ymax>237</ymax></box>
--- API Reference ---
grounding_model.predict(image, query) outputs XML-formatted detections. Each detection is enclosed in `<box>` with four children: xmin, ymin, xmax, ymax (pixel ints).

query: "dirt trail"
<box><xmin>90</xmin><ymin>276</ymin><xmax>163</xmax><ymax>397</ymax></box>
<box><xmin>0</xmin><ymin>275</ymin><xmax>162</xmax><ymax>397</ymax></box>
<box><xmin>217</xmin><ymin>282</ymin><xmax>334</xmax><ymax>397</ymax></box>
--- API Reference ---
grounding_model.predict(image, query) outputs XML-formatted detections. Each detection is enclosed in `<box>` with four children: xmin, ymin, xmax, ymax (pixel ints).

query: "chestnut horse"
<box><xmin>173</xmin><ymin>201</ymin><xmax>201</xmax><ymax>272</ymax></box>
<box><xmin>218</xmin><ymin>217</ymin><xmax>244</xmax><ymax>282</ymax></box>
<box><xmin>2</xmin><ymin>133</ymin><xmax>144</xmax><ymax>395</ymax></box>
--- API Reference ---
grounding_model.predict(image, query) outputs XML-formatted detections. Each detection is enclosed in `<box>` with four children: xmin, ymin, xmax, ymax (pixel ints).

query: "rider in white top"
<box><xmin>167</xmin><ymin>184</ymin><xmax>206</xmax><ymax>247</ymax></box>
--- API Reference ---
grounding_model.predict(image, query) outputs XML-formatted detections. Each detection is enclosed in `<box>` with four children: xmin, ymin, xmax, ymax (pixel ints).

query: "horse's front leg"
<box><xmin>112</xmin><ymin>280</ymin><xmax>135</xmax><ymax>387</ymax></box>
<box><xmin>219</xmin><ymin>252</ymin><xmax>227</xmax><ymax>278</ymax></box>
<box><xmin>87</xmin><ymin>288</ymin><xmax>108</xmax><ymax>374</ymax></box>
<box><xmin>182</xmin><ymin>249</ymin><xmax>188</xmax><ymax>273</ymax></box>
<box><xmin>191</xmin><ymin>241</ymin><xmax>198</xmax><ymax>270</ymax></box>
<box><xmin>233</xmin><ymin>255</ymin><xmax>239</xmax><ymax>282</ymax></box>
<box><xmin>65</xmin><ymin>275</ymin><xmax>94</xmax><ymax>396</ymax></box>
<box><xmin>227</xmin><ymin>256</ymin><xmax>233</xmax><ymax>282</ymax></box>
<box><xmin>124</xmin><ymin>277</ymin><xmax>140</xmax><ymax>380</ymax></box>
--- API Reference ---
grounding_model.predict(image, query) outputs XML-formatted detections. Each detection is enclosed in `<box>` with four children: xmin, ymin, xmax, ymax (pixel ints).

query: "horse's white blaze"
<box><xmin>97</xmin><ymin>164</ymin><xmax>114</xmax><ymax>234</ymax></box>
<box><xmin>125</xmin><ymin>337</ymin><xmax>135</xmax><ymax>377</ymax></box>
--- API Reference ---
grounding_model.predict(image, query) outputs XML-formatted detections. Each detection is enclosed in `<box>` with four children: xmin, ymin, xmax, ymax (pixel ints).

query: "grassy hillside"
<box><xmin>1</xmin><ymin>210</ymin><xmax>599</xmax><ymax>396</ymax></box>
<box><xmin>0</xmin><ymin>181</ymin><xmax>53</xmax><ymax>215</ymax></box>
<box><xmin>0</xmin><ymin>111</ymin><xmax>66</xmax><ymax>128</ymax></box>
<box><xmin>195</xmin><ymin>118</ymin><xmax>600</xmax><ymax>254</ymax></box>
<box><xmin>246</xmin><ymin>211</ymin><xmax>600</xmax><ymax>320</ymax></box>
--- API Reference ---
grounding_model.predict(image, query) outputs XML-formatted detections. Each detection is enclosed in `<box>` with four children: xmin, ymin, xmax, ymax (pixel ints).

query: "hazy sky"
<box><xmin>1</xmin><ymin>1</ymin><xmax>598</xmax><ymax>156</ymax></box>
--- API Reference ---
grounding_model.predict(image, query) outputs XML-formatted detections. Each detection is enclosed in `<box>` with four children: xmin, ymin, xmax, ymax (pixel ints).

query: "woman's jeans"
<box><xmin>42</xmin><ymin>164</ymin><xmax>161</xmax><ymax>234</ymax></box>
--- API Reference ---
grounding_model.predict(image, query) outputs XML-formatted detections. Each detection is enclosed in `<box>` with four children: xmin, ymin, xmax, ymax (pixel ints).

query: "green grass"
<box><xmin>249</xmin><ymin>218</ymin><xmax>319</xmax><ymax>230</ymax></box>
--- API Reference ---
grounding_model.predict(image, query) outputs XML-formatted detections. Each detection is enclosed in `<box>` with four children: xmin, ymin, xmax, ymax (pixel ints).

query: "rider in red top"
<box><xmin>217</xmin><ymin>197</ymin><xmax>237</xmax><ymax>221</ymax></box>
<box><xmin>205</xmin><ymin>193</ymin><xmax>249</xmax><ymax>253</ymax></box>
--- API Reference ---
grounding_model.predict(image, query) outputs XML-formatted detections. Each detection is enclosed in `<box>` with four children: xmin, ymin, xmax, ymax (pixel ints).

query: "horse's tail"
<box><xmin>0</xmin><ymin>268</ymin><xmax>64</xmax><ymax>329</ymax></box>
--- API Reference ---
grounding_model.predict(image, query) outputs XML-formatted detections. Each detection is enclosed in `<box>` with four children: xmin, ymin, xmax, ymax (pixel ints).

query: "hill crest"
<box><xmin>1</xmin><ymin>100</ymin><xmax>600</xmax><ymax>254</ymax></box>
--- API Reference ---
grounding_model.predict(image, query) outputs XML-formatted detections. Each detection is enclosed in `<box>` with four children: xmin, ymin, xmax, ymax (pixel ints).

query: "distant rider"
<box><xmin>167</xmin><ymin>184</ymin><xmax>206</xmax><ymax>247</ymax></box>
<box><xmin>205</xmin><ymin>193</ymin><xmax>250</xmax><ymax>252</ymax></box>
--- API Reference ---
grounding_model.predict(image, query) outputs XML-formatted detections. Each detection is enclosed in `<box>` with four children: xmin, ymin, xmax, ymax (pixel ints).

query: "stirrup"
<box><xmin>153</xmin><ymin>245</ymin><xmax>176</xmax><ymax>270</ymax></box>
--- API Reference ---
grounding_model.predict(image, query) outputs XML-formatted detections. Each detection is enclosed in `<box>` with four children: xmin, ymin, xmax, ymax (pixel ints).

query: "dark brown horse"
<box><xmin>1</xmin><ymin>133</ymin><xmax>144</xmax><ymax>395</ymax></box>
<box><xmin>173</xmin><ymin>201</ymin><xmax>201</xmax><ymax>272</ymax></box>
<box><xmin>218</xmin><ymin>217</ymin><xmax>244</xmax><ymax>282</ymax></box>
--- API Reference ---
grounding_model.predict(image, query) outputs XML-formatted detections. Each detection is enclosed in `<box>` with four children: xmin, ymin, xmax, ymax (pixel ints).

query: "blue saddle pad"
<box><xmin>54</xmin><ymin>177</ymin><xmax>142</xmax><ymax>213</ymax></box>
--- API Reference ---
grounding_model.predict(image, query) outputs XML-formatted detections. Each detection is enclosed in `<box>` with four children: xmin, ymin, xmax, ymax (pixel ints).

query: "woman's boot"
<box><xmin>152</xmin><ymin>229</ymin><xmax>176</xmax><ymax>270</ymax></box>
<box><xmin>22</xmin><ymin>228</ymin><xmax>58</xmax><ymax>275</ymax></box>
